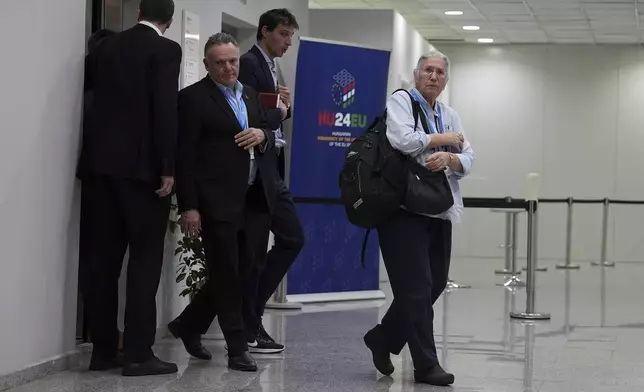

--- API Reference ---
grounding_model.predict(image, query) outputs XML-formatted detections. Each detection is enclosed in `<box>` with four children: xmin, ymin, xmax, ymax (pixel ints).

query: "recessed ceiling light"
<box><xmin>462</xmin><ymin>25</ymin><xmax>480</xmax><ymax>31</ymax></box>
<box><xmin>445</xmin><ymin>10</ymin><xmax>463</xmax><ymax>16</ymax></box>
<box><xmin>478</xmin><ymin>38</ymin><xmax>494</xmax><ymax>43</ymax></box>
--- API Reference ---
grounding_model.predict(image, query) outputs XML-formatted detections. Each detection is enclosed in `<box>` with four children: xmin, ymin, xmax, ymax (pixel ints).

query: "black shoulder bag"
<box><xmin>402</xmin><ymin>92</ymin><xmax>454</xmax><ymax>215</ymax></box>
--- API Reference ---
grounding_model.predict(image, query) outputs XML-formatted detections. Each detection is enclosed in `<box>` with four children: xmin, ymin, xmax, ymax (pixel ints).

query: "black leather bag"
<box><xmin>403</xmin><ymin>93</ymin><xmax>454</xmax><ymax>215</ymax></box>
<box><xmin>405</xmin><ymin>160</ymin><xmax>454</xmax><ymax>215</ymax></box>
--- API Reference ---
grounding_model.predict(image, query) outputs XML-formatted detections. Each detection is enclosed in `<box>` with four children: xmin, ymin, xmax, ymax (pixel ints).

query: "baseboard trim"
<box><xmin>0</xmin><ymin>343</ymin><xmax>92</xmax><ymax>392</ymax></box>
<box><xmin>0</xmin><ymin>325</ymin><xmax>172</xmax><ymax>392</ymax></box>
<box><xmin>287</xmin><ymin>290</ymin><xmax>387</xmax><ymax>304</ymax></box>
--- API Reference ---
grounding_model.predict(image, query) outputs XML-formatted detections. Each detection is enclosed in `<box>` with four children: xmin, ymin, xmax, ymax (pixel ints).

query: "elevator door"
<box><xmin>90</xmin><ymin>0</ymin><xmax>138</xmax><ymax>35</ymax></box>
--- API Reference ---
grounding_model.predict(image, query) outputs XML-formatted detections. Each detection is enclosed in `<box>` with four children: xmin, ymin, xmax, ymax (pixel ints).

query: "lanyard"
<box><xmin>409</xmin><ymin>88</ymin><xmax>444</xmax><ymax>135</ymax></box>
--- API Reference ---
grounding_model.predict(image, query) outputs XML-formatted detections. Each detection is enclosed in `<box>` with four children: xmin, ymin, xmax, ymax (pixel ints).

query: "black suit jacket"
<box><xmin>175</xmin><ymin>77</ymin><xmax>278</xmax><ymax>222</ymax></box>
<box><xmin>79</xmin><ymin>24</ymin><xmax>182</xmax><ymax>183</ymax></box>
<box><xmin>239</xmin><ymin>45</ymin><xmax>291</xmax><ymax>179</ymax></box>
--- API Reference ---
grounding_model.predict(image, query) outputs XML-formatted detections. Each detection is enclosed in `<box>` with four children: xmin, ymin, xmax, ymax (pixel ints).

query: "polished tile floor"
<box><xmin>9</xmin><ymin>258</ymin><xmax>644</xmax><ymax>392</ymax></box>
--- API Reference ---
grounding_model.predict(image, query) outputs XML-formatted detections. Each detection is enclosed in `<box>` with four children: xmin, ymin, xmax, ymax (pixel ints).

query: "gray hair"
<box><xmin>204</xmin><ymin>32</ymin><xmax>238</xmax><ymax>56</ymax></box>
<box><xmin>414</xmin><ymin>50</ymin><xmax>450</xmax><ymax>80</ymax></box>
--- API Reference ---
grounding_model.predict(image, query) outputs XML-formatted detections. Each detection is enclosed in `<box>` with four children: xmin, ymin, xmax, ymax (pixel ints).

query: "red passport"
<box><xmin>258</xmin><ymin>92</ymin><xmax>280</xmax><ymax>109</ymax></box>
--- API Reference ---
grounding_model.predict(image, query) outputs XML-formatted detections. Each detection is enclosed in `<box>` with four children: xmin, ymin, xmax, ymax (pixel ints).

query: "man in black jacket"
<box><xmin>168</xmin><ymin>32</ymin><xmax>277</xmax><ymax>372</ymax></box>
<box><xmin>78</xmin><ymin>0</ymin><xmax>181</xmax><ymax>377</ymax></box>
<box><xmin>237</xmin><ymin>8</ymin><xmax>304</xmax><ymax>355</ymax></box>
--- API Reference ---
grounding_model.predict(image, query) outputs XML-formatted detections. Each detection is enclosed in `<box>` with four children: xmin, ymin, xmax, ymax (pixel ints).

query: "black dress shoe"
<box><xmin>228</xmin><ymin>351</ymin><xmax>257</xmax><ymax>372</ymax></box>
<box><xmin>122</xmin><ymin>356</ymin><xmax>178</xmax><ymax>377</ymax></box>
<box><xmin>414</xmin><ymin>364</ymin><xmax>455</xmax><ymax>386</ymax></box>
<box><xmin>168</xmin><ymin>320</ymin><xmax>212</xmax><ymax>360</ymax></box>
<box><xmin>364</xmin><ymin>327</ymin><xmax>395</xmax><ymax>376</ymax></box>
<box><xmin>88</xmin><ymin>353</ymin><xmax>124</xmax><ymax>371</ymax></box>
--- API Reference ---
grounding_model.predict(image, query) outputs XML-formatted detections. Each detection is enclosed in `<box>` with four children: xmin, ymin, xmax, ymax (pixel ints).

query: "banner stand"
<box><xmin>286</xmin><ymin>37</ymin><xmax>391</xmax><ymax>303</ymax></box>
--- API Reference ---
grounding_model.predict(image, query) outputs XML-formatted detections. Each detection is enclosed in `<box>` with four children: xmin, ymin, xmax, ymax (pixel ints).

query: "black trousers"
<box><xmin>173</xmin><ymin>181</ymin><xmax>271</xmax><ymax>355</ymax></box>
<box><xmin>377</xmin><ymin>209</ymin><xmax>452</xmax><ymax>371</ymax></box>
<box><xmin>242</xmin><ymin>179</ymin><xmax>304</xmax><ymax>337</ymax></box>
<box><xmin>78</xmin><ymin>174</ymin><xmax>170</xmax><ymax>363</ymax></box>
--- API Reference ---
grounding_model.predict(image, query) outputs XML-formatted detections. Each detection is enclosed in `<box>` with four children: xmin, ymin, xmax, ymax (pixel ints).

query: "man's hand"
<box><xmin>180</xmin><ymin>209</ymin><xmax>201</xmax><ymax>239</ymax></box>
<box><xmin>425</xmin><ymin>152</ymin><xmax>451</xmax><ymax>172</ymax></box>
<box><xmin>235</xmin><ymin>128</ymin><xmax>266</xmax><ymax>150</ymax></box>
<box><xmin>277</xmin><ymin>85</ymin><xmax>291</xmax><ymax>106</ymax></box>
<box><xmin>443</xmin><ymin>132</ymin><xmax>464</xmax><ymax>149</ymax></box>
<box><xmin>278</xmin><ymin>99</ymin><xmax>288</xmax><ymax>120</ymax></box>
<box><xmin>155</xmin><ymin>176</ymin><xmax>174</xmax><ymax>197</ymax></box>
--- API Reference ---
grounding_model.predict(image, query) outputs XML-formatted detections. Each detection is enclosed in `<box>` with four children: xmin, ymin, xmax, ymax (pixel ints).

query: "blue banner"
<box><xmin>287</xmin><ymin>38</ymin><xmax>391</xmax><ymax>295</ymax></box>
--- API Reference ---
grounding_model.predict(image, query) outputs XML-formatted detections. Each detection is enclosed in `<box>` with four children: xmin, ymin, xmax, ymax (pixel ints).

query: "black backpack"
<box><xmin>339</xmin><ymin>89</ymin><xmax>428</xmax><ymax>265</ymax></box>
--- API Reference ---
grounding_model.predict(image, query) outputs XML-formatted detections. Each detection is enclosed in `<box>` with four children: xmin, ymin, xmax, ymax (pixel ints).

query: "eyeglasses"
<box><xmin>418</xmin><ymin>66</ymin><xmax>447</xmax><ymax>78</ymax></box>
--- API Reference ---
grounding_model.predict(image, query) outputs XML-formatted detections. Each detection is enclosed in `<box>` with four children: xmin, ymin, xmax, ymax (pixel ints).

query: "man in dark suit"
<box><xmin>167</xmin><ymin>32</ymin><xmax>277</xmax><ymax>372</ymax></box>
<box><xmin>237</xmin><ymin>8</ymin><xmax>305</xmax><ymax>354</ymax></box>
<box><xmin>78</xmin><ymin>0</ymin><xmax>181</xmax><ymax>377</ymax></box>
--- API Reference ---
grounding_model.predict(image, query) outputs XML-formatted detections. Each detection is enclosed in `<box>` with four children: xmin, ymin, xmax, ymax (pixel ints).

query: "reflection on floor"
<box><xmin>8</xmin><ymin>258</ymin><xmax>644</xmax><ymax>392</ymax></box>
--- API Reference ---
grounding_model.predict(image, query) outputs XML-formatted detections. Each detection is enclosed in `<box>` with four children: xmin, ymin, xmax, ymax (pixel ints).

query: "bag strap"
<box><xmin>360</xmin><ymin>229</ymin><xmax>371</xmax><ymax>268</ymax></box>
<box><xmin>391</xmin><ymin>89</ymin><xmax>431</xmax><ymax>135</ymax></box>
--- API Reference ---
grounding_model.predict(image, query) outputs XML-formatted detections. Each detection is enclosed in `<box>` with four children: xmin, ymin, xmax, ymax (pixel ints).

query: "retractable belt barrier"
<box><xmin>293</xmin><ymin>196</ymin><xmax>644</xmax><ymax>320</ymax></box>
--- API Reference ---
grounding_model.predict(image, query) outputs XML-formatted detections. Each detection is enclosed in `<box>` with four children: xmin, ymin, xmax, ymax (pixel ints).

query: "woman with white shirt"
<box><xmin>363</xmin><ymin>51</ymin><xmax>475</xmax><ymax>386</ymax></box>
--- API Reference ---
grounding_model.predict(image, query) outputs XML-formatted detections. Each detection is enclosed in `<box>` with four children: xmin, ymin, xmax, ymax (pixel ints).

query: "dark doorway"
<box><xmin>78</xmin><ymin>0</ymin><xmax>136</xmax><ymax>345</ymax></box>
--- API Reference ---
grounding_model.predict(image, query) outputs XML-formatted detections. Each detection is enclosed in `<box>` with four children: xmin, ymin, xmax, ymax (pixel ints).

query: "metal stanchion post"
<box><xmin>495</xmin><ymin>211</ymin><xmax>515</xmax><ymax>275</ymax></box>
<box><xmin>591</xmin><ymin>198</ymin><xmax>616</xmax><ymax>268</ymax></box>
<box><xmin>522</xmin><ymin>207</ymin><xmax>547</xmax><ymax>273</ymax></box>
<box><xmin>498</xmin><ymin>211</ymin><xmax>525</xmax><ymax>288</ymax></box>
<box><xmin>600</xmin><ymin>261</ymin><xmax>607</xmax><ymax>327</ymax></box>
<box><xmin>557</xmin><ymin>198</ymin><xmax>581</xmax><ymax>270</ymax></box>
<box><xmin>511</xmin><ymin>197</ymin><xmax>551</xmax><ymax>320</ymax></box>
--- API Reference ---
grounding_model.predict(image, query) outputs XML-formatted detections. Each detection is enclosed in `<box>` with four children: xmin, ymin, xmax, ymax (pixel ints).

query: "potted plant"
<box><xmin>168</xmin><ymin>201</ymin><xmax>223</xmax><ymax>340</ymax></box>
<box><xmin>168</xmin><ymin>201</ymin><xmax>207</xmax><ymax>298</ymax></box>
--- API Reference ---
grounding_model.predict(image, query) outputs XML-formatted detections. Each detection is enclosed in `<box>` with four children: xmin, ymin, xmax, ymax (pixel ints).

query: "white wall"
<box><xmin>0</xmin><ymin>0</ymin><xmax>86</xmax><ymax>376</ymax></box>
<box><xmin>391</xmin><ymin>13</ymin><xmax>437</xmax><ymax>95</ymax></box>
<box><xmin>309</xmin><ymin>9</ymin><xmax>394</xmax><ymax>51</ymax></box>
<box><xmin>439</xmin><ymin>44</ymin><xmax>644</xmax><ymax>264</ymax></box>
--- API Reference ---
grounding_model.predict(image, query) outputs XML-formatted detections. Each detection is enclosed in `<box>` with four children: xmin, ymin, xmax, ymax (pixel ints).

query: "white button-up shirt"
<box><xmin>138</xmin><ymin>21</ymin><xmax>162</xmax><ymax>36</ymax></box>
<box><xmin>385</xmin><ymin>88</ymin><xmax>476</xmax><ymax>222</ymax></box>
<box><xmin>254</xmin><ymin>44</ymin><xmax>286</xmax><ymax>148</ymax></box>
<box><xmin>214</xmin><ymin>80</ymin><xmax>266</xmax><ymax>185</ymax></box>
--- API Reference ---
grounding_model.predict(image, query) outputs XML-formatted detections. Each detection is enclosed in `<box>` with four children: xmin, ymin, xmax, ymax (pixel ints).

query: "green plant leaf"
<box><xmin>175</xmin><ymin>272</ymin><xmax>186</xmax><ymax>283</ymax></box>
<box><xmin>180</xmin><ymin>288</ymin><xmax>192</xmax><ymax>297</ymax></box>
